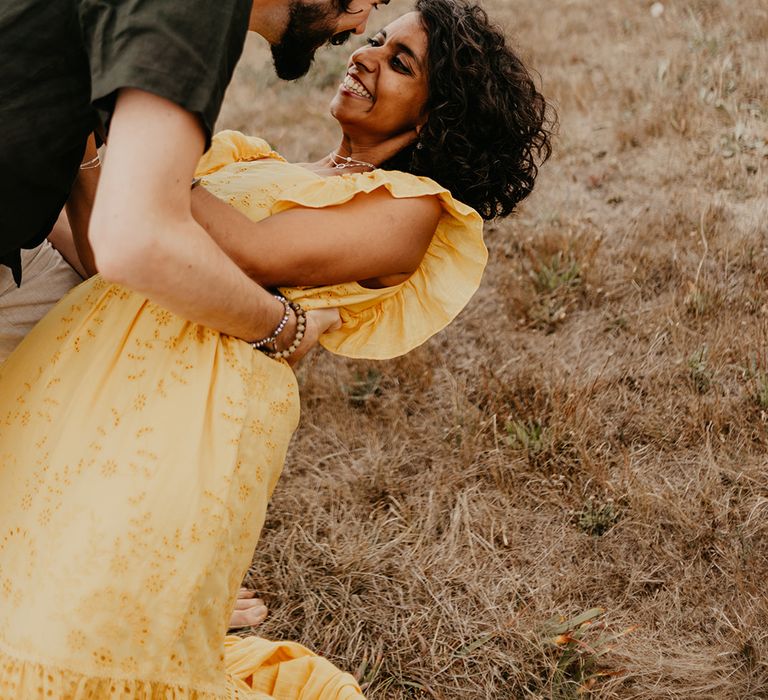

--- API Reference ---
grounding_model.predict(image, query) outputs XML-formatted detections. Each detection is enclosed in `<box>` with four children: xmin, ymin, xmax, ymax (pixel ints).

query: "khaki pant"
<box><xmin>0</xmin><ymin>241</ymin><xmax>83</xmax><ymax>363</ymax></box>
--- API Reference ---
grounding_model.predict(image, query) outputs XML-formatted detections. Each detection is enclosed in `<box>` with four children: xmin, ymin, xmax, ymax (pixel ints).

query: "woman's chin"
<box><xmin>329</xmin><ymin>102</ymin><xmax>357</xmax><ymax>130</ymax></box>
<box><xmin>329</xmin><ymin>95</ymin><xmax>346</xmax><ymax>121</ymax></box>
<box><xmin>331</xmin><ymin>90</ymin><xmax>373</xmax><ymax>118</ymax></box>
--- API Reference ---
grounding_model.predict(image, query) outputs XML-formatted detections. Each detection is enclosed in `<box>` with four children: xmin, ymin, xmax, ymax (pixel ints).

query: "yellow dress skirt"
<box><xmin>0</xmin><ymin>132</ymin><xmax>487</xmax><ymax>699</ymax></box>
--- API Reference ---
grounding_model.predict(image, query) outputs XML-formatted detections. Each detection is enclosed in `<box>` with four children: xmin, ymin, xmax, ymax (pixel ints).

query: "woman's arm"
<box><xmin>49</xmin><ymin>133</ymin><xmax>100</xmax><ymax>278</ymax></box>
<box><xmin>191</xmin><ymin>186</ymin><xmax>442</xmax><ymax>288</ymax></box>
<box><xmin>64</xmin><ymin>133</ymin><xmax>100</xmax><ymax>276</ymax></box>
<box><xmin>47</xmin><ymin>210</ymin><xmax>89</xmax><ymax>279</ymax></box>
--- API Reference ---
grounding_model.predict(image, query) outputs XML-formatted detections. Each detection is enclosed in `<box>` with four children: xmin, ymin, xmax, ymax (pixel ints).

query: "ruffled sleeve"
<box><xmin>274</xmin><ymin>170</ymin><xmax>487</xmax><ymax>360</ymax></box>
<box><xmin>195</xmin><ymin>129</ymin><xmax>285</xmax><ymax>176</ymax></box>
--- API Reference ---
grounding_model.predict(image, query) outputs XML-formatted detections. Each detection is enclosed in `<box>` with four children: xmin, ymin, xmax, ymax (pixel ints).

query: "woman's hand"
<box><xmin>285</xmin><ymin>307</ymin><xmax>341</xmax><ymax>367</ymax></box>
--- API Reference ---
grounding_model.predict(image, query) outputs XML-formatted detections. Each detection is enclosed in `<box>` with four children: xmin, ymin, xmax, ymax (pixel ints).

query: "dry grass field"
<box><xmin>218</xmin><ymin>0</ymin><xmax>768</xmax><ymax>697</ymax></box>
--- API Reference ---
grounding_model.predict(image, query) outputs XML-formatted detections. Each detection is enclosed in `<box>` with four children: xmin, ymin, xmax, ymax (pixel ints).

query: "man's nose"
<box><xmin>351</xmin><ymin>6</ymin><xmax>375</xmax><ymax>34</ymax></box>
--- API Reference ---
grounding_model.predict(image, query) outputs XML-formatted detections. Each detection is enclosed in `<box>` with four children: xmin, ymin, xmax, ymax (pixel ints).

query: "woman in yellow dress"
<box><xmin>0</xmin><ymin>0</ymin><xmax>553</xmax><ymax>697</ymax></box>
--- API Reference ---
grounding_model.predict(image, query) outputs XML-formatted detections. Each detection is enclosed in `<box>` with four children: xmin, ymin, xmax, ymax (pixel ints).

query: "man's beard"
<box><xmin>271</xmin><ymin>0</ymin><xmax>342</xmax><ymax>80</ymax></box>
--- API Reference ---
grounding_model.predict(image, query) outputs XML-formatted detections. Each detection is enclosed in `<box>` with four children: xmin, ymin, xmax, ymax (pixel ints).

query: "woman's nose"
<box><xmin>351</xmin><ymin>48</ymin><xmax>376</xmax><ymax>73</ymax></box>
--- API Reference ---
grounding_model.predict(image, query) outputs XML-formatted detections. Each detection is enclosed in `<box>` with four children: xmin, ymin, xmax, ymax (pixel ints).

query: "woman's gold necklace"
<box><xmin>328</xmin><ymin>152</ymin><xmax>376</xmax><ymax>171</ymax></box>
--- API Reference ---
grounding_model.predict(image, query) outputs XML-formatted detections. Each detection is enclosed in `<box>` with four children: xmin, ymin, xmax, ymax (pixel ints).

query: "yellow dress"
<box><xmin>0</xmin><ymin>131</ymin><xmax>486</xmax><ymax>699</ymax></box>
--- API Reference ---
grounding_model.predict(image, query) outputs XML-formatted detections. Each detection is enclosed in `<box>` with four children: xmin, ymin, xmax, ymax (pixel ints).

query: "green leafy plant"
<box><xmin>755</xmin><ymin>374</ymin><xmax>768</xmax><ymax>411</ymax></box>
<box><xmin>531</xmin><ymin>252</ymin><xmax>582</xmax><ymax>295</ymax></box>
<box><xmin>506</xmin><ymin>418</ymin><xmax>548</xmax><ymax>455</ymax></box>
<box><xmin>688</xmin><ymin>345</ymin><xmax>711</xmax><ymax>394</ymax></box>
<box><xmin>527</xmin><ymin>251</ymin><xmax>583</xmax><ymax>331</ymax></box>
<box><xmin>344</xmin><ymin>369</ymin><xmax>382</xmax><ymax>407</ymax></box>
<box><xmin>576</xmin><ymin>498</ymin><xmax>620</xmax><ymax>537</ymax></box>
<box><xmin>743</xmin><ymin>352</ymin><xmax>768</xmax><ymax>410</ymax></box>
<box><xmin>542</xmin><ymin>608</ymin><xmax>634</xmax><ymax>697</ymax></box>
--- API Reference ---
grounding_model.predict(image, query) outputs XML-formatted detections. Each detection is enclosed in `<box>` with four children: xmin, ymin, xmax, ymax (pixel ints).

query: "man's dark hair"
<box><xmin>382</xmin><ymin>0</ymin><xmax>556</xmax><ymax>220</ymax></box>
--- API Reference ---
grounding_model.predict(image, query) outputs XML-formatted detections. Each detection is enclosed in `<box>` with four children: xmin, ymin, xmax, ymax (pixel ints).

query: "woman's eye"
<box><xmin>391</xmin><ymin>56</ymin><xmax>410</xmax><ymax>73</ymax></box>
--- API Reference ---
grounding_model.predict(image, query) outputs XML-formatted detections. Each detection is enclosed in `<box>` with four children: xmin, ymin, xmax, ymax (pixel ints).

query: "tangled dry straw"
<box><xmin>219</xmin><ymin>0</ymin><xmax>768</xmax><ymax>696</ymax></box>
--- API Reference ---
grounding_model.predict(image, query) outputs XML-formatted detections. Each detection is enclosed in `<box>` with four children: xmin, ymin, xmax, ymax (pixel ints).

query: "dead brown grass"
<box><xmin>220</xmin><ymin>0</ymin><xmax>768</xmax><ymax>696</ymax></box>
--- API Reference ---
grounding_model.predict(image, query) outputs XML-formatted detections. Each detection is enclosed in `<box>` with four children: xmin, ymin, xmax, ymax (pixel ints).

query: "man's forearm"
<box><xmin>94</xmin><ymin>210</ymin><xmax>288</xmax><ymax>342</ymax></box>
<box><xmin>88</xmin><ymin>88</ymin><xmax>288</xmax><ymax>342</ymax></box>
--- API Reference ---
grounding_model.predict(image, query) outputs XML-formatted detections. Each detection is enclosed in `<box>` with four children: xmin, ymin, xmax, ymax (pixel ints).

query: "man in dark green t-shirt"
<box><xmin>0</xmin><ymin>0</ymin><xmax>387</xmax><ymax>362</ymax></box>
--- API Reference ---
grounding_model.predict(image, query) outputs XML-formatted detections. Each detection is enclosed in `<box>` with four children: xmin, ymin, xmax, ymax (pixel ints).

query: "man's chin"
<box><xmin>271</xmin><ymin>47</ymin><xmax>317</xmax><ymax>81</ymax></box>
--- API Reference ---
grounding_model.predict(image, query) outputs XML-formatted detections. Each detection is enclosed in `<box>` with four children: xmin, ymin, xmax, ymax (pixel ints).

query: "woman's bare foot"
<box><xmin>229</xmin><ymin>588</ymin><xmax>268</xmax><ymax>629</ymax></box>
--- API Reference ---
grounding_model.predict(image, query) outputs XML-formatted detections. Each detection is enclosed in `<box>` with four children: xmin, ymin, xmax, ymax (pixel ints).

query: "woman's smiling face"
<box><xmin>330</xmin><ymin>12</ymin><xmax>429</xmax><ymax>143</ymax></box>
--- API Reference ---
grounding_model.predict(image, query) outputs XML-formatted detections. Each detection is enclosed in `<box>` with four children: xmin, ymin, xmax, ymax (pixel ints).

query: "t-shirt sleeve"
<box><xmin>77</xmin><ymin>0</ymin><xmax>251</xmax><ymax>146</ymax></box>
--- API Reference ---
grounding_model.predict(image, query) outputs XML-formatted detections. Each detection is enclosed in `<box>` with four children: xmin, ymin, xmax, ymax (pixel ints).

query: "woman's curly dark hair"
<box><xmin>382</xmin><ymin>0</ymin><xmax>555</xmax><ymax>220</ymax></box>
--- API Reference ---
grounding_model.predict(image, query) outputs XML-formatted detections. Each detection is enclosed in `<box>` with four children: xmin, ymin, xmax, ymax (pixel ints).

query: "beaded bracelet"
<box><xmin>250</xmin><ymin>296</ymin><xmax>292</xmax><ymax>350</ymax></box>
<box><xmin>261</xmin><ymin>302</ymin><xmax>306</xmax><ymax>360</ymax></box>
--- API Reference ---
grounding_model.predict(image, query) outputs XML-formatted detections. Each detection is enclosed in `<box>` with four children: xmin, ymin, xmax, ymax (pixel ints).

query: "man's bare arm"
<box><xmin>88</xmin><ymin>88</ymin><xmax>288</xmax><ymax>342</ymax></box>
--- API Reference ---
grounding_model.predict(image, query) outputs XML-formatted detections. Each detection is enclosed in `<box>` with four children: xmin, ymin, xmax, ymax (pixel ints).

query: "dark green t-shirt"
<box><xmin>0</xmin><ymin>0</ymin><xmax>251</xmax><ymax>284</ymax></box>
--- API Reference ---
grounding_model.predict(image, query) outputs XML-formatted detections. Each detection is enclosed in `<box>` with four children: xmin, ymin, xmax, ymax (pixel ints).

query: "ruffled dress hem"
<box><xmin>0</xmin><ymin>644</ymin><xmax>225</xmax><ymax>699</ymax></box>
<box><xmin>0</xmin><ymin>636</ymin><xmax>365</xmax><ymax>699</ymax></box>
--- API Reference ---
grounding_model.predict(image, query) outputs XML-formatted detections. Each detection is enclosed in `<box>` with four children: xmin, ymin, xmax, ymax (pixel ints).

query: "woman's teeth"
<box><xmin>342</xmin><ymin>74</ymin><xmax>373</xmax><ymax>100</ymax></box>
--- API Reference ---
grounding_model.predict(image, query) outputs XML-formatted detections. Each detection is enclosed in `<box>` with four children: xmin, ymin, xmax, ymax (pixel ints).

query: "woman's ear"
<box><xmin>414</xmin><ymin>120</ymin><xmax>427</xmax><ymax>149</ymax></box>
